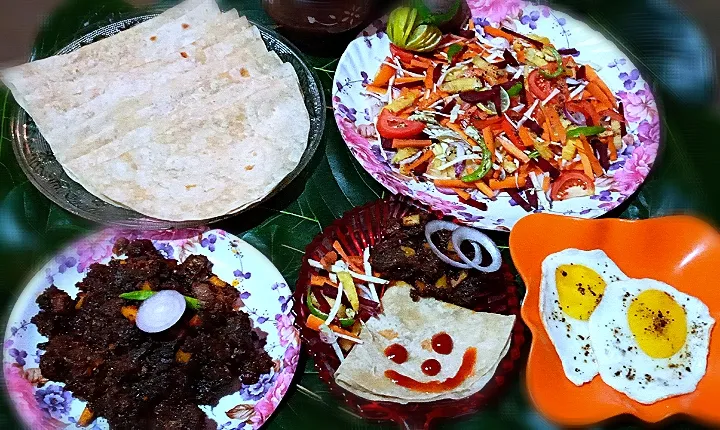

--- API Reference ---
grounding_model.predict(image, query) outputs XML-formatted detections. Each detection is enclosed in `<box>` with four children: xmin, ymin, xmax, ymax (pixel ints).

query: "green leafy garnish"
<box><xmin>446</xmin><ymin>43</ymin><xmax>463</xmax><ymax>62</ymax></box>
<box><xmin>411</xmin><ymin>0</ymin><xmax>461</xmax><ymax>26</ymax></box>
<box><xmin>120</xmin><ymin>290</ymin><xmax>202</xmax><ymax>309</ymax></box>
<box><xmin>527</xmin><ymin>150</ymin><xmax>541</xmax><ymax>160</ymax></box>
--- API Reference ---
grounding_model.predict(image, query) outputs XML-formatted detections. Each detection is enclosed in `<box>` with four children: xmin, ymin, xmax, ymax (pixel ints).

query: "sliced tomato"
<box><xmin>566</xmin><ymin>100</ymin><xmax>601</xmax><ymax>126</ymax></box>
<box><xmin>377</xmin><ymin>109</ymin><xmax>425</xmax><ymax>139</ymax></box>
<box><xmin>550</xmin><ymin>172</ymin><xmax>596</xmax><ymax>201</ymax></box>
<box><xmin>389</xmin><ymin>44</ymin><xmax>415</xmax><ymax>64</ymax></box>
<box><xmin>528</xmin><ymin>69</ymin><xmax>554</xmax><ymax>100</ymax></box>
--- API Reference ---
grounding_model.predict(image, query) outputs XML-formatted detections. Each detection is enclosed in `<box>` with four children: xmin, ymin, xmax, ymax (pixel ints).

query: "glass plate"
<box><xmin>10</xmin><ymin>13</ymin><xmax>325</xmax><ymax>229</ymax></box>
<box><xmin>292</xmin><ymin>196</ymin><xmax>526</xmax><ymax>427</ymax></box>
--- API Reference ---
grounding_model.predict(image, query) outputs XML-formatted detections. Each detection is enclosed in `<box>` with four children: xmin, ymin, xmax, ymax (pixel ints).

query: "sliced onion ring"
<box><xmin>136</xmin><ymin>290</ymin><xmax>186</xmax><ymax>333</ymax></box>
<box><xmin>451</xmin><ymin>227</ymin><xmax>502</xmax><ymax>273</ymax></box>
<box><xmin>424</xmin><ymin>220</ymin><xmax>481</xmax><ymax>269</ymax></box>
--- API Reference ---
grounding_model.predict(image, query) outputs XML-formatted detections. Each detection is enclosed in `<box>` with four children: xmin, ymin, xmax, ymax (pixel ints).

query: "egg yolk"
<box><xmin>627</xmin><ymin>289</ymin><xmax>687</xmax><ymax>358</ymax></box>
<box><xmin>555</xmin><ymin>264</ymin><xmax>606</xmax><ymax>320</ymax></box>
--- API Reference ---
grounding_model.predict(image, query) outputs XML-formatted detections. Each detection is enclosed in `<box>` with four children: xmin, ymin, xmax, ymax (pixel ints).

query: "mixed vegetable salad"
<box><xmin>367</xmin><ymin>10</ymin><xmax>627</xmax><ymax>211</ymax></box>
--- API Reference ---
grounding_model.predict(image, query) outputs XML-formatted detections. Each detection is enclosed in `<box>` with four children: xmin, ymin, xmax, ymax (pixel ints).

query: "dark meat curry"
<box><xmin>370</xmin><ymin>213</ymin><xmax>510</xmax><ymax>310</ymax></box>
<box><xmin>32</xmin><ymin>238</ymin><xmax>273</xmax><ymax>430</ymax></box>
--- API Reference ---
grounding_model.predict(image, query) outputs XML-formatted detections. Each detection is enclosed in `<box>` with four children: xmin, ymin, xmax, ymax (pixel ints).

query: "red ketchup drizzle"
<box><xmin>384</xmin><ymin>348</ymin><xmax>478</xmax><ymax>393</ymax></box>
<box><xmin>421</xmin><ymin>359</ymin><xmax>441</xmax><ymax>376</ymax></box>
<box><xmin>432</xmin><ymin>332</ymin><xmax>453</xmax><ymax>355</ymax></box>
<box><xmin>384</xmin><ymin>343</ymin><xmax>408</xmax><ymax>364</ymax></box>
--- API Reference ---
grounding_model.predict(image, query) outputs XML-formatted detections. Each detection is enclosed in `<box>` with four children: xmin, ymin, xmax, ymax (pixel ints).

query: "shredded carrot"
<box><xmin>518</xmin><ymin>126</ymin><xmax>537</xmax><ymax>149</ymax></box>
<box><xmin>418</xmin><ymin>91</ymin><xmax>443</xmax><ymax>109</ymax></box>
<box><xmin>498</xmin><ymin>136</ymin><xmax>530</xmax><ymax>163</ymax></box>
<box><xmin>332</xmin><ymin>241</ymin><xmax>362</xmax><ymax>272</ymax></box>
<box><xmin>395</xmin><ymin>76</ymin><xmax>425</xmax><ymax>86</ymax></box>
<box><xmin>406</xmin><ymin>150</ymin><xmax>434</xmax><ymax>171</ymax></box>
<box><xmin>541</xmin><ymin>129</ymin><xmax>551</xmax><ymax>141</ymax></box>
<box><xmin>482</xmin><ymin>127</ymin><xmax>496</xmax><ymax>161</ymax></box>
<box><xmin>306</xmin><ymin>315</ymin><xmax>360</xmax><ymax>339</ymax></box>
<box><xmin>586</xmin><ymin>82</ymin><xmax>612</xmax><ymax>110</ymax></box>
<box><xmin>579</xmin><ymin>152</ymin><xmax>594</xmax><ymax>178</ymax></box>
<box><xmin>347</xmin><ymin>255</ymin><xmax>364</xmax><ymax>268</ymax></box>
<box><xmin>78</xmin><ymin>407</ymin><xmax>95</xmax><ymax>427</ymax></box>
<box><xmin>434</xmin><ymin>179</ymin><xmax>472</xmax><ymax>189</ymax></box>
<box><xmin>517</xmin><ymin>49</ymin><xmax>527</xmax><ymax>65</ymax></box>
<box><xmin>543</xmin><ymin>106</ymin><xmax>566</xmax><ymax>144</ymax></box>
<box><xmin>473</xmin><ymin>116</ymin><xmax>503</xmax><ymax>130</ymax></box>
<box><xmin>365</xmin><ymin>85</ymin><xmax>387</xmax><ymax>95</ymax></box>
<box><xmin>391</xmin><ymin>139</ymin><xmax>433</xmax><ymax>149</ymax></box>
<box><xmin>600</xmin><ymin>109</ymin><xmax>625</xmax><ymax>123</ymax></box>
<box><xmin>483</xmin><ymin>26</ymin><xmax>514</xmax><ymax>42</ymax></box>
<box><xmin>607</xmin><ymin>136</ymin><xmax>618</xmax><ymax>161</ymax></box>
<box><xmin>442</xmin><ymin>122</ymin><xmax>476</xmax><ymax>146</ymax></box>
<box><xmin>410</xmin><ymin>57</ymin><xmax>433</xmax><ymax>69</ymax></box>
<box><xmin>489</xmin><ymin>176</ymin><xmax>527</xmax><ymax>190</ymax></box>
<box><xmin>585</xmin><ymin>65</ymin><xmax>617</xmax><ymax>108</ymax></box>
<box><xmin>319</xmin><ymin>250</ymin><xmax>338</xmax><ymax>269</ymax></box>
<box><xmin>475</xmin><ymin>181</ymin><xmax>495</xmax><ymax>198</ymax></box>
<box><xmin>425</xmin><ymin>65</ymin><xmax>435</xmax><ymax>90</ymax></box>
<box><xmin>502</xmin><ymin>119</ymin><xmax>525</xmax><ymax>148</ymax></box>
<box><xmin>310</xmin><ymin>275</ymin><xmax>337</xmax><ymax>288</ymax></box>
<box><xmin>453</xmin><ymin>188</ymin><xmax>471</xmax><ymax>200</ymax></box>
<box><xmin>580</xmin><ymin>136</ymin><xmax>603</xmax><ymax>176</ymax></box>
<box><xmin>542</xmin><ymin>175</ymin><xmax>551</xmax><ymax>192</ymax></box>
<box><xmin>371</xmin><ymin>60</ymin><xmax>395</xmax><ymax>87</ymax></box>
<box><xmin>460</xmin><ymin>49</ymin><xmax>477</xmax><ymax>61</ymax></box>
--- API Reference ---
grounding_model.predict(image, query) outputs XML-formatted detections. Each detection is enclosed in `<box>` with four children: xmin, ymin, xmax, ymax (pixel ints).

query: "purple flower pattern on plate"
<box><xmin>34</xmin><ymin>385</ymin><xmax>72</xmax><ymax>420</ymax></box>
<box><xmin>332</xmin><ymin>1</ymin><xmax>660</xmax><ymax>231</ymax></box>
<box><xmin>4</xmin><ymin>228</ymin><xmax>300</xmax><ymax>430</ymax></box>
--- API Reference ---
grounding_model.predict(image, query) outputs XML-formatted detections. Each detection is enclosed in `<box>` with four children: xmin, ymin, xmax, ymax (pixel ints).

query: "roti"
<box><xmin>334</xmin><ymin>284</ymin><xmax>515</xmax><ymax>403</ymax></box>
<box><xmin>0</xmin><ymin>0</ymin><xmax>310</xmax><ymax>221</ymax></box>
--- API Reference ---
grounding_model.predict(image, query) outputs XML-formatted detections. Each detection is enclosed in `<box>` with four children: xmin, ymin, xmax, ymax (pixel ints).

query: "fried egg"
<box><xmin>540</xmin><ymin>249</ymin><xmax>628</xmax><ymax>385</ymax></box>
<box><xmin>589</xmin><ymin>279</ymin><xmax>715</xmax><ymax>404</ymax></box>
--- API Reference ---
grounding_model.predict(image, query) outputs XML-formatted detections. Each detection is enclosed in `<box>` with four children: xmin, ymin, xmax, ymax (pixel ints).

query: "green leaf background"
<box><xmin>0</xmin><ymin>0</ymin><xmax>718</xmax><ymax>429</ymax></box>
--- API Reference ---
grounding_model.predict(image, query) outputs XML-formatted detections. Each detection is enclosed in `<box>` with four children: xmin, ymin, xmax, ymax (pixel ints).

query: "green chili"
<box><xmin>461</xmin><ymin>126</ymin><xmax>493</xmax><ymax>183</ymax></box>
<box><xmin>306</xmin><ymin>290</ymin><xmax>355</xmax><ymax>327</ymax></box>
<box><xmin>506</xmin><ymin>82</ymin><xmax>524</xmax><ymax>97</ymax></box>
<box><xmin>566</xmin><ymin>125</ymin><xmax>606</xmax><ymax>138</ymax></box>
<box><xmin>539</xmin><ymin>47</ymin><xmax>564</xmax><ymax>79</ymax></box>
<box><xmin>119</xmin><ymin>290</ymin><xmax>156</xmax><ymax>300</ymax></box>
<box><xmin>119</xmin><ymin>290</ymin><xmax>202</xmax><ymax>309</ymax></box>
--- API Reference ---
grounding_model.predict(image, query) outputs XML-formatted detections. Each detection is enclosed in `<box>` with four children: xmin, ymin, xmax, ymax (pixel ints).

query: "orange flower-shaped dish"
<box><xmin>510</xmin><ymin>214</ymin><xmax>720</xmax><ymax>426</ymax></box>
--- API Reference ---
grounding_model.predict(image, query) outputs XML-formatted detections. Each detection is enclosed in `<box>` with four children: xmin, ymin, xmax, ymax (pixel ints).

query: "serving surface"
<box><xmin>3</xmin><ymin>228</ymin><xmax>300</xmax><ymax>429</ymax></box>
<box><xmin>511</xmin><ymin>214</ymin><xmax>720</xmax><ymax>425</ymax></box>
<box><xmin>333</xmin><ymin>3</ymin><xmax>660</xmax><ymax>231</ymax></box>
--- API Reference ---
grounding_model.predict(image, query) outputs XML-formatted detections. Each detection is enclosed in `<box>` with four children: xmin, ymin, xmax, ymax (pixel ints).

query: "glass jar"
<box><xmin>262</xmin><ymin>0</ymin><xmax>381</xmax><ymax>54</ymax></box>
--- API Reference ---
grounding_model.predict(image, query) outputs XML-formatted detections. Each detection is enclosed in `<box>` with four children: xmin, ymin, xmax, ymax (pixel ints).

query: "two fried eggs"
<box><xmin>540</xmin><ymin>249</ymin><xmax>715</xmax><ymax>404</ymax></box>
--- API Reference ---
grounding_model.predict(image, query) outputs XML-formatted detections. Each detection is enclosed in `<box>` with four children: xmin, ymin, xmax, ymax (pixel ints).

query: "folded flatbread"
<box><xmin>335</xmin><ymin>284</ymin><xmax>515</xmax><ymax>403</ymax></box>
<box><xmin>0</xmin><ymin>0</ymin><xmax>310</xmax><ymax>221</ymax></box>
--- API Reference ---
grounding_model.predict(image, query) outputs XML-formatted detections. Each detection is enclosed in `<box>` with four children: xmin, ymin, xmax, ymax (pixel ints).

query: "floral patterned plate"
<box><xmin>333</xmin><ymin>1</ymin><xmax>660</xmax><ymax>231</ymax></box>
<box><xmin>3</xmin><ymin>228</ymin><xmax>300</xmax><ymax>430</ymax></box>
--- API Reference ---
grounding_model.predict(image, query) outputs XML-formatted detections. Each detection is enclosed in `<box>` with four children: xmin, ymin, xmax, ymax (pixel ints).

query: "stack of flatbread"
<box><xmin>1</xmin><ymin>0</ymin><xmax>310</xmax><ymax>221</ymax></box>
<box><xmin>335</xmin><ymin>284</ymin><xmax>515</xmax><ymax>403</ymax></box>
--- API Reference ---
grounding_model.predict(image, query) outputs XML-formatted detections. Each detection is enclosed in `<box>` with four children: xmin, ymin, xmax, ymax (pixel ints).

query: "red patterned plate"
<box><xmin>292</xmin><ymin>196</ymin><xmax>525</xmax><ymax>428</ymax></box>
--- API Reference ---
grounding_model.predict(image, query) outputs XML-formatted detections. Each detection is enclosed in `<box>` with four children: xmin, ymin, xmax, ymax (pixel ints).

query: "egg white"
<box><xmin>540</xmin><ymin>249</ymin><xmax>628</xmax><ymax>385</ymax></box>
<box><xmin>589</xmin><ymin>279</ymin><xmax>715</xmax><ymax>404</ymax></box>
